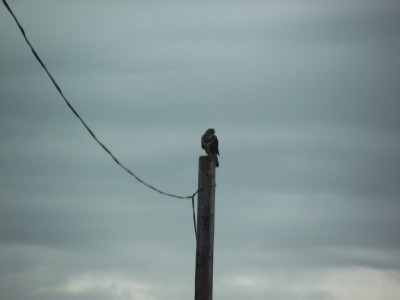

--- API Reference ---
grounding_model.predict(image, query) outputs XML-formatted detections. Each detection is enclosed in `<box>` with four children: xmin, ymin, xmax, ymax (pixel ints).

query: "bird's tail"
<box><xmin>215</xmin><ymin>156</ymin><xmax>219</xmax><ymax>167</ymax></box>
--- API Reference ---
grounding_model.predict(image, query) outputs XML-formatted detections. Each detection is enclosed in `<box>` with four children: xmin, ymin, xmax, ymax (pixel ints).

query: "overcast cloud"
<box><xmin>1</xmin><ymin>1</ymin><xmax>400</xmax><ymax>300</ymax></box>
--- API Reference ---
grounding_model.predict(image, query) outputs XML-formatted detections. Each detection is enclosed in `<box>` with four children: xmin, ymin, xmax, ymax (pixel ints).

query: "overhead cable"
<box><xmin>3</xmin><ymin>0</ymin><xmax>205</xmax><ymax>202</ymax></box>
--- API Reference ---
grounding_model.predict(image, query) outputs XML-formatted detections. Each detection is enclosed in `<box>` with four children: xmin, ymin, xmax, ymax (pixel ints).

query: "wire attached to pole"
<box><xmin>192</xmin><ymin>196</ymin><xmax>197</xmax><ymax>240</ymax></box>
<box><xmin>3</xmin><ymin>0</ymin><xmax>217</xmax><ymax>240</ymax></box>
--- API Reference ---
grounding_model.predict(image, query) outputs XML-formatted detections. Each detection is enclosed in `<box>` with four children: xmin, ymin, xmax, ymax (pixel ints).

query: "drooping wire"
<box><xmin>3</xmin><ymin>0</ymin><xmax>195</xmax><ymax>200</ymax></box>
<box><xmin>3</xmin><ymin>0</ymin><xmax>219</xmax><ymax>241</ymax></box>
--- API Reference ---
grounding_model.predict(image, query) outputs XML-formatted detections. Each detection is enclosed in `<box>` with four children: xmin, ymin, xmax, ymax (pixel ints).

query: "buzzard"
<box><xmin>201</xmin><ymin>128</ymin><xmax>219</xmax><ymax>167</ymax></box>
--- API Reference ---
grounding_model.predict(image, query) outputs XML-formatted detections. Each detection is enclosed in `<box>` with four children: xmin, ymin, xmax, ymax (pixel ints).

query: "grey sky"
<box><xmin>1</xmin><ymin>1</ymin><xmax>400</xmax><ymax>299</ymax></box>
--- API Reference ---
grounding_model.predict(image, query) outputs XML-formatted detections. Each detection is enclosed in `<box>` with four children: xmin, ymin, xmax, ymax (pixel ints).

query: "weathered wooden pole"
<box><xmin>195</xmin><ymin>155</ymin><xmax>216</xmax><ymax>300</ymax></box>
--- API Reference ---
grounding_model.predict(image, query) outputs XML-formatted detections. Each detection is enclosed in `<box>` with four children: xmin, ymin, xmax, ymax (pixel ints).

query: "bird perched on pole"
<box><xmin>201</xmin><ymin>128</ymin><xmax>219</xmax><ymax>167</ymax></box>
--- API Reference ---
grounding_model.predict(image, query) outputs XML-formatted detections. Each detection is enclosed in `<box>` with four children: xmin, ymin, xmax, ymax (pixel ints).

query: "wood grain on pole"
<box><xmin>195</xmin><ymin>156</ymin><xmax>216</xmax><ymax>300</ymax></box>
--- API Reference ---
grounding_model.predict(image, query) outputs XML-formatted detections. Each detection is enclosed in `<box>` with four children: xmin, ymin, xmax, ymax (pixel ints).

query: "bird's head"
<box><xmin>206</xmin><ymin>128</ymin><xmax>215</xmax><ymax>135</ymax></box>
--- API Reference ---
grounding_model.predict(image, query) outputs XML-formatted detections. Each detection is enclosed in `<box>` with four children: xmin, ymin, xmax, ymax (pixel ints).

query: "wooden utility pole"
<box><xmin>195</xmin><ymin>156</ymin><xmax>216</xmax><ymax>300</ymax></box>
